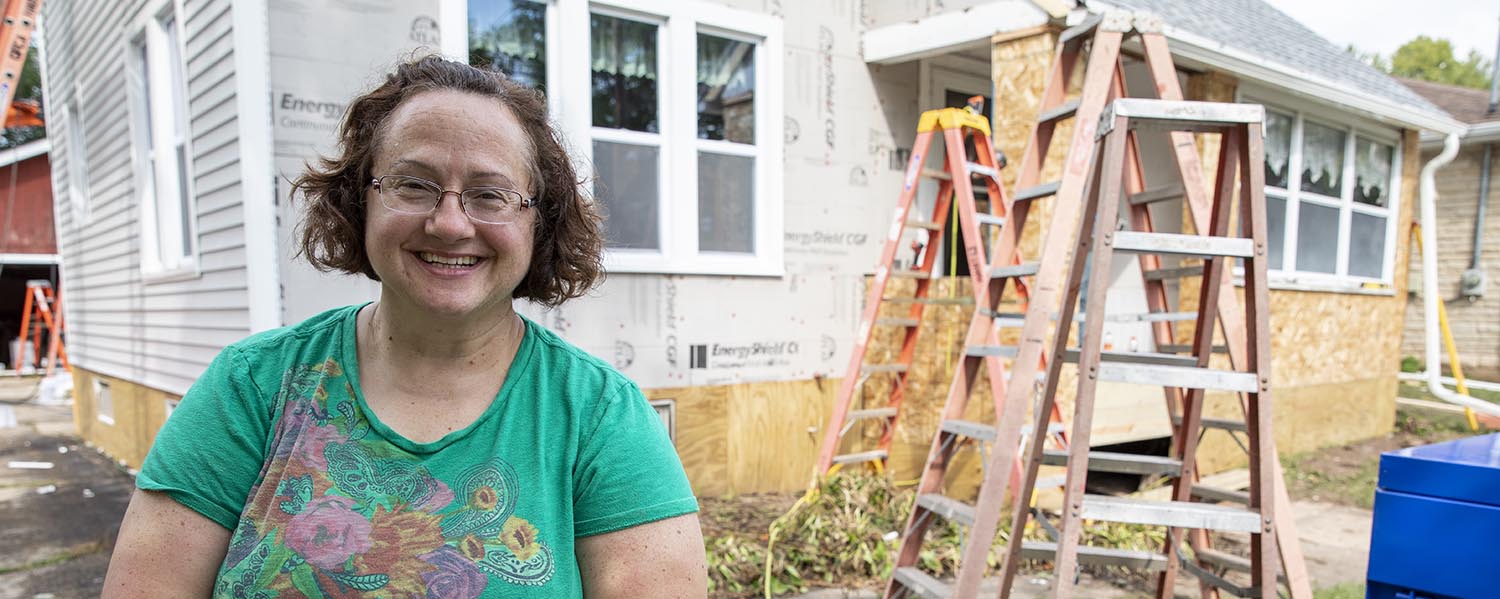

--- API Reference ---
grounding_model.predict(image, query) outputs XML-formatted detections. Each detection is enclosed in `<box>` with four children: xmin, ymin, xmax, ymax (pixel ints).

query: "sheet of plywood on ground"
<box><xmin>644</xmin><ymin>384</ymin><xmax>731</xmax><ymax>497</ymax></box>
<box><xmin>725</xmin><ymin>379</ymin><xmax>837</xmax><ymax>494</ymax></box>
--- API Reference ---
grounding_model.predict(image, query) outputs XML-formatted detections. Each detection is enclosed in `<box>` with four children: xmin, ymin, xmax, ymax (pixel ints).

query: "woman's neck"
<box><xmin>359</xmin><ymin>296</ymin><xmax>523</xmax><ymax>374</ymax></box>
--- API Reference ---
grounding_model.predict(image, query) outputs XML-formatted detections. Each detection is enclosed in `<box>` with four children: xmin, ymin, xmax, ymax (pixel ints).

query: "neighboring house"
<box><xmin>44</xmin><ymin>0</ymin><xmax>1462</xmax><ymax>493</ymax></box>
<box><xmin>1399</xmin><ymin>79</ymin><xmax>1500</xmax><ymax>380</ymax></box>
<box><xmin>0</xmin><ymin>139</ymin><xmax>61</xmax><ymax>369</ymax></box>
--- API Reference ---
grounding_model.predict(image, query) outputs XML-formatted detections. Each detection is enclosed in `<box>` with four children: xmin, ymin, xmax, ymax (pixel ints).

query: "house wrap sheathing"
<box><xmin>46</xmin><ymin>0</ymin><xmax>1463</xmax><ymax>496</ymax></box>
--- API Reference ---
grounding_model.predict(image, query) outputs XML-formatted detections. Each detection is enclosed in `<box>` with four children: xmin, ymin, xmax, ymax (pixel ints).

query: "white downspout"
<box><xmin>1419</xmin><ymin>132</ymin><xmax>1500</xmax><ymax>416</ymax></box>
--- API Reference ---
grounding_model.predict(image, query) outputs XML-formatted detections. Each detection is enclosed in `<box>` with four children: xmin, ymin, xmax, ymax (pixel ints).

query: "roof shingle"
<box><xmin>1399</xmin><ymin>78</ymin><xmax>1499</xmax><ymax>125</ymax></box>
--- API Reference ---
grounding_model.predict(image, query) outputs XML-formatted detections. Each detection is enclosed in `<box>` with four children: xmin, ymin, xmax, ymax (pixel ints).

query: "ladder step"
<box><xmin>964</xmin><ymin>344</ymin><xmax>1017</xmax><ymax>358</ymax></box>
<box><xmin>861</xmin><ymin>363</ymin><xmax>911</xmax><ymax>375</ymax></box>
<box><xmin>1061</xmin><ymin>349</ymin><xmax>1198</xmax><ymax>368</ymax></box>
<box><xmin>965</xmin><ymin>162</ymin><xmax>1000</xmax><ymax>180</ymax></box>
<box><xmin>1080</xmin><ymin>311</ymin><xmax>1198</xmax><ymax>324</ymax></box>
<box><xmin>1143</xmin><ymin>265</ymin><xmax>1204</xmax><ymax>281</ymax></box>
<box><xmin>1128</xmin><ymin>183</ymin><xmax>1185</xmax><ymax>206</ymax></box>
<box><xmin>1057</xmin><ymin>12</ymin><xmax>1104</xmax><ymax>44</ymax></box>
<box><xmin>1014</xmin><ymin>180</ymin><xmax>1061</xmax><ymax>202</ymax></box>
<box><xmin>1102</xmin><ymin>98</ymin><xmax>1265</xmax><ymax>134</ymax></box>
<box><xmin>1097</xmin><ymin>362</ymin><xmax>1260</xmax><ymax>393</ymax></box>
<box><xmin>883</xmin><ymin>296</ymin><xmax>975</xmax><ymax>306</ymax></box>
<box><xmin>916</xmin><ymin>493</ymin><xmax>976</xmax><ymax>527</ymax></box>
<box><xmin>921</xmin><ymin>168</ymin><xmax>952</xmax><ymax>181</ymax></box>
<box><xmin>890</xmin><ymin>268</ymin><xmax>930</xmax><ymax>278</ymax></box>
<box><xmin>1158</xmin><ymin>343</ymin><xmax>1231</xmax><ymax>354</ymax></box>
<box><xmin>975</xmin><ymin>212</ymin><xmax>1006</xmax><ymax>227</ymax></box>
<box><xmin>891</xmin><ymin>566</ymin><xmax>950</xmax><ymax>599</ymax></box>
<box><xmin>1172</xmin><ymin>415</ymin><xmax>1249</xmax><ymax>433</ymax></box>
<box><xmin>1041</xmin><ymin>450</ymin><xmax>1183</xmax><ymax>476</ymax></box>
<box><xmin>1192</xmin><ymin>484</ymin><xmax>1251</xmax><ymax>505</ymax></box>
<box><xmin>1079</xmin><ymin>495</ymin><xmax>1263</xmax><ymax>533</ymax></box>
<box><xmin>1112</xmin><ymin>231</ymin><xmax>1255</xmax><ymax>259</ymax></box>
<box><xmin>1194</xmin><ymin>547</ymin><xmax>1288</xmax><ymax>583</ymax></box>
<box><xmin>1038</xmin><ymin>99</ymin><xmax>1081</xmax><ymax>124</ymax></box>
<box><xmin>989</xmin><ymin>262</ymin><xmax>1040</xmax><ymax>279</ymax></box>
<box><xmin>940</xmin><ymin>419</ymin><xmax>996</xmax><ymax>442</ymax></box>
<box><xmin>875</xmin><ymin>317</ymin><xmax>921</xmax><ymax>327</ymax></box>
<box><xmin>906</xmin><ymin>219</ymin><xmax>942</xmax><ymax>231</ymax></box>
<box><xmin>832</xmin><ymin>449</ymin><xmax>889</xmax><ymax>465</ymax></box>
<box><xmin>848</xmin><ymin>407</ymin><xmax>899</xmax><ymax>421</ymax></box>
<box><xmin>1020</xmin><ymin>541</ymin><xmax>1168</xmax><ymax>571</ymax></box>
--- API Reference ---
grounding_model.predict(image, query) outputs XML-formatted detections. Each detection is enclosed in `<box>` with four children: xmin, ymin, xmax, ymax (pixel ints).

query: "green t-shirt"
<box><xmin>137</xmin><ymin>303</ymin><xmax>697</xmax><ymax>598</ymax></box>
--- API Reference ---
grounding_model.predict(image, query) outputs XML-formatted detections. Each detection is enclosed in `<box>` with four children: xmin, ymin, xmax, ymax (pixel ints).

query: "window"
<box><xmin>95</xmin><ymin>379</ymin><xmax>114</xmax><ymax>425</ymax></box>
<box><xmin>464</xmin><ymin>0</ymin><xmax>783</xmax><ymax>275</ymax></box>
<box><xmin>649</xmin><ymin>399</ymin><xmax>676</xmax><ymax>444</ymax></box>
<box><xmin>1253</xmin><ymin>100</ymin><xmax>1400</xmax><ymax>287</ymax></box>
<box><xmin>130</xmin><ymin>7</ymin><xmax>197</xmax><ymax>276</ymax></box>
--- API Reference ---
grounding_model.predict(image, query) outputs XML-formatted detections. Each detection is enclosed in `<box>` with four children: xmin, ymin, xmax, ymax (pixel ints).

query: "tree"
<box><xmin>1388</xmin><ymin>36</ymin><xmax>1492</xmax><ymax>89</ymax></box>
<box><xmin>0</xmin><ymin>43</ymin><xmax>44</xmax><ymax>148</ymax></box>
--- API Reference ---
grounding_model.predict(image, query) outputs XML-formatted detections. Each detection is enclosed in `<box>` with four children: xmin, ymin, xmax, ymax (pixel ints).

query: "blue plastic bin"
<box><xmin>1366</xmin><ymin>433</ymin><xmax>1500</xmax><ymax>599</ymax></box>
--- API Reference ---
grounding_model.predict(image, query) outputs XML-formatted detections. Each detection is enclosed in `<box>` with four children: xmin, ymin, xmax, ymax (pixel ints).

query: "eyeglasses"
<box><xmin>370</xmin><ymin>174</ymin><xmax>534</xmax><ymax>225</ymax></box>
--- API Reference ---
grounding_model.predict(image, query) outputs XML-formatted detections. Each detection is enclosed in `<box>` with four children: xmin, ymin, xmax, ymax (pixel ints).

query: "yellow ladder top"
<box><xmin>916</xmin><ymin>105</ymin><xmax>991</xmax><ymax>135</ymax></box>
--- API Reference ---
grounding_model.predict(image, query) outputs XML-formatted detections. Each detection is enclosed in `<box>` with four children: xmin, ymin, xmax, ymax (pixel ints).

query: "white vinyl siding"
<box><xmin>44</xmin><ymin>0</ymin><xmax>253</xmax><ymax>395</ymax></box>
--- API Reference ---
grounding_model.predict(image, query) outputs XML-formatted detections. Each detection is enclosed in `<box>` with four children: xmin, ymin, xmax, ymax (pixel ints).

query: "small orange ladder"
<box><xmin>16</xmin><ymin>279</ymin><xmax>67</xmax><ymax>375</ymax></box>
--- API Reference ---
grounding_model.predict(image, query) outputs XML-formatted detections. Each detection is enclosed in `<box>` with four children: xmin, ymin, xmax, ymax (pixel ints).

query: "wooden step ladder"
<box><xmin>814</xmin><ymin>98</ymin><xmax>1066</xmax><ymax>477</ymax></box>
<box><xmin>884</xmin><ymin>11</ymin><xmax>1309</xmax><ymax>599</ymax></box>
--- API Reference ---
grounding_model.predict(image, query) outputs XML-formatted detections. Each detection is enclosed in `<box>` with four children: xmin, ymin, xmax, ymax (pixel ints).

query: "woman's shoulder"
<box><xmin>519</xmin><ymin>317</ymin><xmax>636</xmax><ymax>394</ymax></box>
<box><xmin>223</xmin><ymin>303</ymin><xmax>362</xmax><ymax>365</ymax></box>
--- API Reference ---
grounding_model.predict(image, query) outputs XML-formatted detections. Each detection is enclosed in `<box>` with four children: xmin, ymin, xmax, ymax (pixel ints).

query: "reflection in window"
<box><xmin>1295</xmin><ymin>201</ymin><xmax>1339</xmax><ymax>274</ymax></box>
<box><xmin>469</xmin><ymin>0</ymin><xmax>547</xmax><ymax>89</ymax></box>
<box><xmin>1264</xmin><ymin>110</ymin><xmax>1292</xmax><ymax>188</ymax></box>
<box><xmin>1354</xmin><ymin>138</ymin><xmax>1393</xmax><ymax>207</ymax></box>
<box><xmin>698</xmin><ymin>152</ymin><xmax>755</xmax><ymax>252</ymax></box>
<box><xmin>1349</xmin><ymin>212</ymin><xmax>1386</xmax><ymax>278</ymax></box>
<box><xmin>591</xmin><ymin>14</ymin><xmax>658</xmax><ymax>132</ymax></box>
<box><xmin>697</xmin><ymin>34</ymin><xmax>754</xmax><ymax>144</ymax></box>
<box><xmin>594</xmin><ymin>140</ymin><xmax>660</xmax><ymax>249</ymax></box>
<box><xmin>1300</xmin><ymin>120</ymin><xmax>1345</xmax><ymax>198</ymax></box>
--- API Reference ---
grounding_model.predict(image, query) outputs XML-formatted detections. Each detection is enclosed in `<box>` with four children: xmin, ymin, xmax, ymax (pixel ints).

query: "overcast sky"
<box><xmin>1262</xmin><ymin>0</ymin><xmax>1498</xmax><ymax>63</ymax></box>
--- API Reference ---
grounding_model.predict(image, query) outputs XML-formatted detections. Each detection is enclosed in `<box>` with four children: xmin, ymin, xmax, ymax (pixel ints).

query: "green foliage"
<box><xmin>1350</xmin><ymin>36</ymin><xmax>1493</xmax><ymax>89</ymax></box>
<box><xmin>1399</xmin><ymin>356</ymin><xmax>1422</xmax><ymax>373</ymax></box>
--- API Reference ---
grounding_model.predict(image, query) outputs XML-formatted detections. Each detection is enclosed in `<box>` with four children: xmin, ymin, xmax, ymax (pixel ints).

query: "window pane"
<box><xmin>1265</xmin><ymin>195</ymin><xmax>1286</xmax><ymax>270</ymax></box>
<box><xmin>1300</xmin><ymin>120</ymin><xmax>1345</xmax><ymax>198</ymax></box>
<box><xmin>1264</xmin><ymin>110</ymin><xmax>1292</xmax><ymax>188</ymax></box>
<box><xmin>591</xmin><ymin>14</ymin><xmax>658</xmax><ymax>132</ymax></box>
<box><xmin>1354</xmin><ymin>138</ymin><xmax>1394</xmax><ymax>207</ymax></box>
<box><xmin>697</xmin><ymin>34</ymin><xmax>754</xmax><ymax>144</ymax></box>
<box><xmin>177</xmin><ymin>144</ymin><xmax>193</xmax><ymax>257</ymax></box>
<box><xmin>1295</xmin><ymin>201</ymin><xmax>1338</xmax><ymax>274</ymax></box>
<box><xmin>469</xmin><ymin>0</ymin><xmax>547</xmax><ymax>90</ymax></box>
<box><xmin>1349</xmin><ymin>212</ymin><xmax>1386</xmax><ymax>278</ymax></box>
<box><xmin>698</xmin><ymin>152</ymin><xmax>754</xmax><ymax>253</ymax></box>
<box><xmin>594</xmin><ymin>140</ymin><xmax>659</xmax><ymax>249</ymax></box>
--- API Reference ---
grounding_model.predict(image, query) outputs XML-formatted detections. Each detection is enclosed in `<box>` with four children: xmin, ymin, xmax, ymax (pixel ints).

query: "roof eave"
<box><xmin>0</xmin><ymin>138</ymin><xmax>49</xmax><ymax>168</ymax></box>
<box><xmin>1420</xmin><ymin>120</ymin><xmax>1500</xmax><ymax>147</ymax></box>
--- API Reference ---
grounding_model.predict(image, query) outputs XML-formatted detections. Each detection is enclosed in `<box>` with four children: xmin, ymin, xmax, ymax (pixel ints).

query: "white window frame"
<box><xmin>127</xmin><ymin>0</ymin><xmax>199</xmax><ymax>280</ymax></box>
<box><xmin>449</xmin><ymin>0</ymin><xmax>784</xmax><ymax>276</ymax></box>
<box><xmin>94</xmin><ymin>379</ymin><xmax>114</xmax><ymax>425</ymax></box>
<box><xmin>62</xmin><ymin>93</ymin><xmax>90</xmax><ymax>223</ymax></box>
<box><xmin>1240</xmin><ymin>89</ymin><xmax>1402</xmax><ymax>292</ymax></box>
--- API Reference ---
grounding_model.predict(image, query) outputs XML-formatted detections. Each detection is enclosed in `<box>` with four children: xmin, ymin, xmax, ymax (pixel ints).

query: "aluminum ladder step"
<box><xmin>1192</xmin><ymin>484</ymin><xmax>1251</xmax><ymax>505</ymax></box>
<box><xmin>1038</xmin><ymin>99</ymin><xmax>1081</xmax><ymax>124</ymax></box>
<box><xmin>1041</xmin><ymin>450</ymin><xmax>1183</xmax><ymax>476</ymax></box>
<box><xmin>883</xmin><ymin>296</ymin><xmax>974</xmax><ymax>306</ymax></box>
<box><xmin>832</xmin><ymin>449</ymin><xmax>888</xmax><ymax>465</ymax></box>
<box><xmin>989</xmin><ymin>262</ymin><xmax>1040</xmax><ymax>279</ymax></box>
<box><xmin>875</xmin><ymin>317</ymin><xmax>920</xmax><ymax>327</ymax></box>
<box><xmin>1128</xmin><ymin>183</ymin><xmax>1185</xmax><ymax>206</ymax></box>
<box><xmin>1097</xmin><ymin>362</ymin><xmax>1259</xmax><ymax>393</ymax></box>
<box><xmin>1061</xmin><ymin>349</ymin><xmax>1198</xmax><ymax>368</ymax></box>
<box><xmin>916</xmin><ymin>493</ymin><xmax>976</xmax><ymax>527</ymax></box>
<box><xmin>964</xmin><ymin>344</ymin><xmax>1017</xmax><ymax>358</ymax></box>
<box><xmin>1079</xmin><ymin>495</ymin><xmax>1262</xmax><ymax>533</ymax></box>
<box><xmin>1014</xmin><ymin>180</ymin><xmax>1061</xmax><ymax>202</ymax></box>
<box><xmin>1113</xmin><ymin>231</ymin><xmax>1255</xmax><ymax>259</ymax></box>
<box><xmin>848</xmin><ymin>407</ymin><xmax>898</xmax><ymax>421</ymax></box>
<box><xmin>1172</xmin><ymin>415</ymin><xmax>1249</xmax><ymax>433</ymax></box>
<box><xmin>891</xmin><ymin>567</ymin><xmax>950</xmax><ymax>599</ymax></box>
<box><xmin>1057</xmin><ymin>12</ymin><xmax>1104</xmax><ymax>44</ymax></box>
<box><xmin>906</xmin><ymin>219</ymin><xmax>942</xmax><ymax>231</ymax></box>
<box><xmin>861</xmin><ymin>363</ymin><xmax>910</xmax><ymax>375</ymax></box>
<box><xmin>1194</xmin><ymin>547</ymin><xmax>1287</xmax><ymax>583</ymax></box>
<box><xmin>975</xmin><ymin>212</ymin><xmax>1006</xmax><ymax>228</ymax></box>
<box><xmin>1143</xmin><ymin>265</ymin><xmax>1204</xmax><ymax>281</ymax></box>
<box><xmin>965</xmin><ymin>161</ymin><xmax>1000</xmax><ymax>181</ymax></box>
<box><xmin>940</xmin><ymin>419</ymin><xmax>996</xmax><ymax>442</ymax></box>
<box><xmin>890</xmin><ymin>268</ymin><xmax>930</xmax><ymax>278</ymax></box>
<box><xmin>1159</xmin><ymin>343</ymin><xmax>1231</xmax><ymax>354</ymax></box>
<box><xmin>1020</xmin><ymin>541</ymin><xmax>1168</xmax><ymax>571</ymax></box>
<box><xmin>1101</xmin><ymin>98</ymin><xmax>1265</xmax><ymax>136</ymax></box>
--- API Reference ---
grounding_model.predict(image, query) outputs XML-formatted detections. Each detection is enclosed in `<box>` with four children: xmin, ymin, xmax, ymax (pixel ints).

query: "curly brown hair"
<box><xmin>295</xmin><ymin>54</ymin><xmax>603</xmax><ymax>307</ymax></box>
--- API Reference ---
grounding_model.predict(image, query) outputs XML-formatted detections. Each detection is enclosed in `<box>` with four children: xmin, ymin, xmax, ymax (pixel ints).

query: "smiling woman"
<box><xmin>101</xmin><ymin>56</ymin><xmax>706</xmax><ymax>599</ymax></box>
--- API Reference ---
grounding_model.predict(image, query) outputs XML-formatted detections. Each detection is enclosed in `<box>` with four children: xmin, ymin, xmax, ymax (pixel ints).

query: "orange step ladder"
<box><xmin>16</xmin><ymin>279</ymin><xmax>67</xmax><ymax>376</ymax></box>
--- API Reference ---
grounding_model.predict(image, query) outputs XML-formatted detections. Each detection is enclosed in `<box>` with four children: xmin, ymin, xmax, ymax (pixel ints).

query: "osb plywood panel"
<box><xmin>1172</xmin><ymin>71</ymin><xmax>1239</xmax><ymax>344</ymax></box>
<box><xmin>645</xmin><ymin>385</ymin><xmax>732</xmax><ymax>497</ymax></box>
<box><xmin>726</xmin><ymin>379</ymin><xmax>837</xmax><ymax>494</ymax></box>
<box><xmin>991</xmin><ymin>28</ymin><xmax>1079</xmax><ymax>260</ymax></box>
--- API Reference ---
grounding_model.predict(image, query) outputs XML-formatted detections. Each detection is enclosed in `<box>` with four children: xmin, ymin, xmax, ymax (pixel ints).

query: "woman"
<box><xmin>103</xmin><ymin>55</ymin><xmax>706</xmax><ymax>598</ymax></box>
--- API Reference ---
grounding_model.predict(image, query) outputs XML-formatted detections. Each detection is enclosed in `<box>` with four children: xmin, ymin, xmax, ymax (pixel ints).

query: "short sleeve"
<box><xmin>572</xmin><ymin>381</ymin><xmax>698</xmax><ymax>537</ymax></box>
<box><xmin>137</xmin><ymin>346</ymin><xmax>273</xmax><ymax>531</ymax></box>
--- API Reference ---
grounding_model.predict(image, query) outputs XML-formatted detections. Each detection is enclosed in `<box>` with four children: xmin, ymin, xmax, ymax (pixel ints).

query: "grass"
<box><xmin>1313</xmin><ymin>582</ymin><xmax>1365</xmax><ymax>599</ymax></box>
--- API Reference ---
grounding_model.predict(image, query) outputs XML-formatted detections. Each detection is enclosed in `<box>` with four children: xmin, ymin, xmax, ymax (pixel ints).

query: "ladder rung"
<box><xmin>916</xmin><ymin>493</ymin><xmax>976</xmax><ymax>527</ymax></box>
<box><xmin>940</xmin><ymin>419</ymin><xmax>996</xmax><ymax>442</ymax></box>
<box><xmin>1038</xmin><ymin>99</ymin><xmax>1081</xmax><ymax>124</ymax></box>
<box><xmin>966</xmin><ymin>162</ymin><xmax>1000</xmax><ymax>180</ymax></box>
<box><xmin>1020</xmin><ymin>541</ymin><xmax>1168</xmax><ymax>571</ymax></box>
<box><xmin>989</xmin><ymin>262</ymin><xmax>1040</xmax><ymax>279</ymax></box>
<box><xmin>964</xmin><ymin>344</ymin><xmax>1017</xmax><ymax>358</ymax></box>
<box><xmin>891</xmin><ymin>566</ymin><xmax>950</xmax><ymax>599</ymax></box>
<box><xmin>1057</xmin><ymin>12</ymin><xmax>1104</xmax><ymax>44</ymax></box>
<box><xmin>848</xmin><ymin>407</ymin><xmax>898</xmax><ymax>421</ymax></box>
<box><xmin>921</xmin><ymin>168</ymin><xmax>952</xmax><ymax>181</ymax></box>
<box><xmin>1079</xmin><ymin>495</ymin><xmax>1263</xmax><ymax>533</ymax></box>
<box><xmin>1194</xmin><ymin>548</ymin><xmax>1288</xmax><ymax>583</ymax></box>
<box><xmin>1102</xmin><ymin>98</ymin><xmax>1265</xmax><ymax>133</ymax></box>
<box><xmin>1143</xmin><ymin>266</ymin><xmax>1204</xmax><ymax>281</ymax></box>
<box><xmin>1088</xmin><ymin>311</ymin><xmax>1198</xmax><ymax>323</ymax></box>
<box><xmin>890</xmin><ymin>268</ymin><xmax>930</xmax><ymax>278</ymax></box>
<box><xmin>832</xmin><ymin>449</ymin><xmax>888</xmax><ymax>465</ymax></box>
<box><xmin>1014</xmin><ymin>180</ymin><xmax>1061</xmax><ymax>202</ymax></box>
<box><xmin>1061</xmin><ymin>349</ymin><xmax>1198</xmax><ymax>368</ymax></box>
<box><xmin>1112</xmin><ymin>231</ymin><xmax>1255</xmax><ymax>259</ymax></box>
<box><xmin>1041</xmin><ymin>450</ymin><xmax>1183</xmax><ymax>476</ymax></box>
<box><xmin>875</xmin><ymin>317</ymin><xmax>920</xmax><ymax>327</ymax></box>
<box><xmin>906</xmin><ymin>219</ymin><xmax>942</xmax><ymax>231</ymax></box>
<box><xmin>1158</xmin><ymin>343</ymin><xmax>1231</xmax><ymax>354</ymax></box>
<box><xmin>860</xmin><ymin>363</ymin><xmax>910</xmax><ymax>375</ymax></box>
<box><xmin>975</xmin><ymin>212</ymin><xmax>1006</xmax><ymax>227</ymax></box>
<box><xmin>1128</xmin><ymin>183</ymin><xmax>1185</xmax><ymax>206</ymax></box>
<box><xmin>1172</xmin><ymin>415</ymin><xmax>1250</xmax><ymax>433</ymax></box>
<box><xmin>883</xmin><ymin>296</ymin><xmax>975</xmax><ymax>306</ymax></box>
<box><xmin>1192</xmin><ymin>484</ymin><xmax>1252</xmax><ymax>505</ymax></box>
<box><xmin>1097</xmin><ymin>362</ymin><xmax>1259</xmax><ymax>392</ymax></box>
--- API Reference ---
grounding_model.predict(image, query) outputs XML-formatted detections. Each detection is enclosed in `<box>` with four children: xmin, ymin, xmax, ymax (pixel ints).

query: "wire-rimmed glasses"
<box><xmin>370</xmin><ymin>174</ymin><xmax>534</xmax><ymax>225</ymax></box>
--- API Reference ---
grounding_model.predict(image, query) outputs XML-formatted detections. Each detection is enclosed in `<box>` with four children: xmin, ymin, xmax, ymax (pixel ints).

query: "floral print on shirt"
<box><xmin>213</xmin><ymin>359</ymin><xmax>554</xmax><ymax>598</ymax></box>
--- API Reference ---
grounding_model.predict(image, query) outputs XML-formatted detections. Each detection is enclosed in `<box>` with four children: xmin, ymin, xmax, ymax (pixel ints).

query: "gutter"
<box><xmin>1417</xmin><ymin>132</ymin><xmax>1500</xmax><ymax>416</ymax></box>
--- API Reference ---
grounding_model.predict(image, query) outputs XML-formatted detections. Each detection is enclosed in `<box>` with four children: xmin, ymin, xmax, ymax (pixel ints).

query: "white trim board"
<box><xmin>0</xmin><ymin>140</ymin><xmax>50</xmax><ymax>168</ymax></box>
<box><xmin>863</xmin><ymin>0</ymin><xmax>1049</xmax><ymax>65</ymax></box>
<box><xmin>232</xmin><ymin>0</ymin><xmax>282</xmax><ymax>332</ymax></box>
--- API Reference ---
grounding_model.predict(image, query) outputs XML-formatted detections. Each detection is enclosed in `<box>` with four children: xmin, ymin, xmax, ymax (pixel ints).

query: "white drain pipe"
<box><xmin>1418</xmin><ymin>132</ymin><xmax>1500</xmax><ymax>416</ymax></box>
